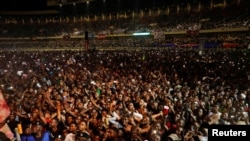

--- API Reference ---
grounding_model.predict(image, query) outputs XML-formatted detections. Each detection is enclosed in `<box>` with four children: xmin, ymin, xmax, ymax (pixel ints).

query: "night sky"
<box><xmin>0</xmin><ymin>0</ymin><xmax>47</xmax><ymax>11</ymax></box>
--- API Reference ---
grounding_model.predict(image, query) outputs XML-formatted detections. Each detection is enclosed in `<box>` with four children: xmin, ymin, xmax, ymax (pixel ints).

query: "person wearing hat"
<box><xmin>31</xmin><ymin>121</ymin><xmax>44</xmax><ymax>141</ymax></box>
<box><xmin>75</xmin><ymin>131</ymin><xmax>91</xmax><ymax>141</ymax></box>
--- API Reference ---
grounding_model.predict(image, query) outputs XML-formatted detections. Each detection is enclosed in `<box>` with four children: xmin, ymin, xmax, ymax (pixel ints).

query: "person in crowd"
<box><xmin>75</xmin><ymin>120</ymin><xmax>91</xmax><ymax>141</ymax></box>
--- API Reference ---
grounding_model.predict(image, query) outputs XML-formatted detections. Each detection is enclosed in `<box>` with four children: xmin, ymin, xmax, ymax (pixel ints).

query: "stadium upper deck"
<box><xmin>0</xmin><ymin>1</ymin><xmax>249</xmax><ymax>37</ymax></box>
<box><xmin>0</xmin><ymin>0</ymin><xmax>249</xmax><ymax>50</ymax></box>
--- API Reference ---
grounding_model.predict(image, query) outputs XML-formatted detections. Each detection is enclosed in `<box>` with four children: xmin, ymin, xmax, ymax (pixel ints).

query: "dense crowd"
<box><xmin>0</xmin><ymin>48</ymin><xmax>249</xmax><ymax>141</ymax></box>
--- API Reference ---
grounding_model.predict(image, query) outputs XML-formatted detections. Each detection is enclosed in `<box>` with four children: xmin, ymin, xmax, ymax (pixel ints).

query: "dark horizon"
<box><xmin>0</xmin><ymin>0</ymin><xmax>47</xmax><ymax>11</ymax></box>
